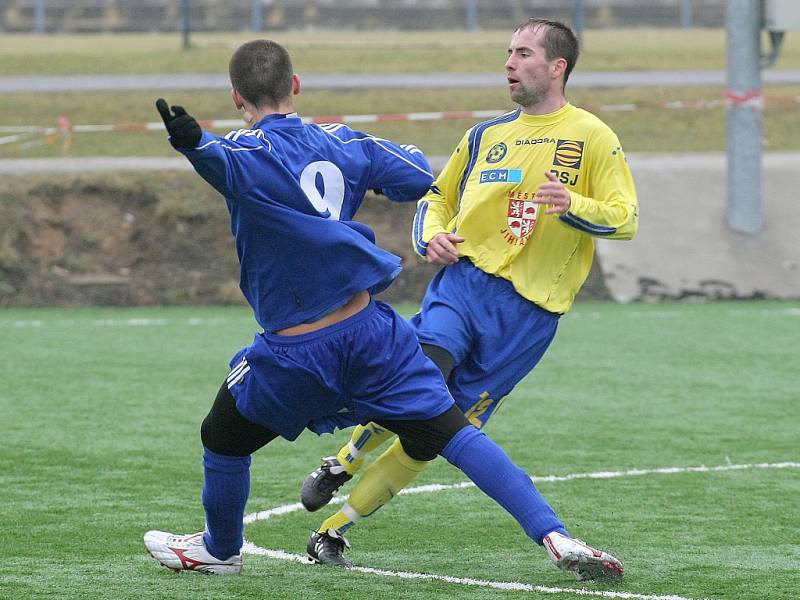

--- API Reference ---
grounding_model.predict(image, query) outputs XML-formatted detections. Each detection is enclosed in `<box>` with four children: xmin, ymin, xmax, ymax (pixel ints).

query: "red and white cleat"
<box><xmin>143</xmin><ymin>530</ymin><xmax>242</xmax><ymax>575</ymax></box>
<box><xmin>543</xmin><ymin>531</ymin><xmax>624</xmax><ymax>582</ymax></box>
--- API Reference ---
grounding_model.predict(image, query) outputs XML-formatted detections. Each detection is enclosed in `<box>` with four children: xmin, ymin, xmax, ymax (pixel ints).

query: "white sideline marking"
<box><xmin>242</xmin><ymin>461</ymin><xmax>799</xmax><ymax>599</ymax></box>
<box><xmin>240</xmin><ymin>542</ymin><xmax>703</xmax><ymax>600</ymax></box>
<box><xmin>0</xmin><ymin>317</ymin><xmax>248</xmax><ymax>328</ymax></box>
<box><xmin>243</xmin><ymin>461</ymin><xmax>800</xmax><ymax>524</ymax></box>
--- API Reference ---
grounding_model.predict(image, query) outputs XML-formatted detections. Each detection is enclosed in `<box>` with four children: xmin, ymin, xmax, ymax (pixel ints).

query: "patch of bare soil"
<box><xmin>0</xmin><ymin>173</ymin><xmax>607</xmax><ymax>308</ymax></box>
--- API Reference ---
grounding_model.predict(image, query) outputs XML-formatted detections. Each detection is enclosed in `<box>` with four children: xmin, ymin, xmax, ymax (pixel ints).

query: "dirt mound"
<box><xmin>0</xmin><ymin>172</ymin><xmax>607</xmax><ymax>309</ymax></box>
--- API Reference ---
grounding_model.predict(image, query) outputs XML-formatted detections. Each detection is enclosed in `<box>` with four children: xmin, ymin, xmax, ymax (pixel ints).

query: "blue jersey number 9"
<box><xmin>300</xmin><ymin>161</ymin><xmax>345</xmax><ymax>220</ymax></box>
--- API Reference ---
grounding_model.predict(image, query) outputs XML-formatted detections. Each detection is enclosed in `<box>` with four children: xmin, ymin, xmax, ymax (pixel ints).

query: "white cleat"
<box><xmin>543</xmin><ymin>531</ymin><xmax>624</xmax><ymax>582</ymax></box>
<box><xmin>143</xmin><ymin>530</ymin><xmax>242</xmax><ymax>575</ymax></box>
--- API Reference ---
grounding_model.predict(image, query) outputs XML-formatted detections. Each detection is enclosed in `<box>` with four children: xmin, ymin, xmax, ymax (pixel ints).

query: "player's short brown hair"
<box><xmin>229</xmin><ymin>40</ymin><xmax>294</xmax><ymax>108</ymax></box>
<box><xmin>514</xmin><ymin>19</ymin><xmax>580</xmax><ymax>84</ymax></box>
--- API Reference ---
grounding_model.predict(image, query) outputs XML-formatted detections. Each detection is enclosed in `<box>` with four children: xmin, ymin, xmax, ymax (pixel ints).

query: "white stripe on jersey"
<box><xmin>225</xmin><ymin>128</ymin><xmax>266</xmax><ymax>141</ymax></box>
<box><xmin>400</xmin><ymin>143</ymin><xmax>423</xmax><ymax>155</ymax></box>
<box><xmin>222</xmin><ymin>129</ymin><xmax>273</xmax><ymax>151</ymax></box>
<box><xmin>319</xmin><ymin>123</ymin><xmax>345</xmax><ymax>133</ymax></box>
<box><xmin>227</xmin><ymin>358</ymin><xmax>248</xmax><ymax>382</ymax></box>
<box><xmin>370</xmin><ymin>138</ymin><xmax>433</xmax><ymax>176</ymax></box>
<box><xmin>227</xmin><ymin>365</ymin><xmax>250</xmax><ymax>389</ymax></box>
<box><xmin>227</xmin><ymin>359</ymin><xmax>251</xmax><ymax>389</ymax></box>
<box><xmin>196</xmin><ymin>139</ymin><xmax>221</xmax><ymax>150</ymax></box>
<box><xmin>316</xmin><ymin>124</ymin><xmax>432</xmax><ymax>177</ymax></box>
<box><xmin>230</xmin><ymin>145</ymin><xmax>270</xmax><ymax>152</ymax></box>
<box><xmin>197</xmin><ymin>138</ymin><xmax>272</xmax><ymax>153</ymax></box>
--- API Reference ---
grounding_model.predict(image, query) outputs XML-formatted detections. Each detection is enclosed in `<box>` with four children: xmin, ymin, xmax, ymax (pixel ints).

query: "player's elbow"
<box><xmin>613</xmin><ymin>211</ymin><xmax>638</xmax><ymax>241</ymax></box>
<box><xmin>385</xmin><ymin>176</ymin><xmax>434</xmax><ymax>203</ymax></box>
<box><xmin>407</xmin><ymin>174</ymin><xmax>435</xmax><ymax>201</ymax></box>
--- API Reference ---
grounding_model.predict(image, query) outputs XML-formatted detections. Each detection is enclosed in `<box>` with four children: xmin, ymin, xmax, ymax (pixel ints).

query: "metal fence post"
<box><xmin>251</xmin><ymin>0</ymin><xmax>262</xmax><ymax>32</ymax></box>
<box><xmin>34</xmin><ymin>0</ymin><xmax>45</xmax><ymax>33</ymax></box>
<box><xmin>725</xmin><ymin>0</ymin><xmax>764</xmax><ymax>233</ymax></box>
<box><xmin>573</xmin><ymin>0</ymin><xmax>585</xmax><ymax>41</ymax></box>
<box><xmin>466</xmin><ymin>0</ymin><xmax>478</xmax><ymax>31</ymax></box>
<box><xmin>680</xmin><ymin>0</ymin><xmax>693</xmax><ymax>29</ymax></box>
<box><xmin>181</xmin><ymin>0</ymin><xmax>191</xmax><ymax>50</ymax></box>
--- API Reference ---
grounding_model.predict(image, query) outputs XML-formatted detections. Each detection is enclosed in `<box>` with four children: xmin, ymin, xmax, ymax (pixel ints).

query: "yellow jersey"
<box><xmin>412</xmin><ymin>103</ymin><xmax>638</xmax><ymax>313</ymax></box>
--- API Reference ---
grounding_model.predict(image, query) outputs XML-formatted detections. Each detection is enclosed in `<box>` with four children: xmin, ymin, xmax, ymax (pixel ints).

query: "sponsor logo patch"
<box><xmin>479</xmin><ymin>168</ymin><xmax>522</xmax><ymax>184</ymax></box>
<box><xmin>553</xmin><ymin>139</ymin><xmax>584</xmax><ymax>169</ymax></box>
<box><xmin>515</xmin><ymin>137</ymin><xmax>556</xmax><ymax>146</ymax></box>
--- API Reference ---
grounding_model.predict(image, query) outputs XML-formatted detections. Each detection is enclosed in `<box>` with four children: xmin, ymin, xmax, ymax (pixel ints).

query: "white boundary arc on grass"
<box><xmin>242</xmin><ymin>461</ymin><xmax>800</xmax><ymax>600</ymax></box>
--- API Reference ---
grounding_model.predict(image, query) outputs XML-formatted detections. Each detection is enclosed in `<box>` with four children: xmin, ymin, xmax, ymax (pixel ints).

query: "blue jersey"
<box><xmin>178</xmin><ymin>113</ymin><xmax>433</xmax><ymax>331</ymax></box>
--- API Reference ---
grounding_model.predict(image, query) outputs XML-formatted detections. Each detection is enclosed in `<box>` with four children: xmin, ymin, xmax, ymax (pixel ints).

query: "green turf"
<box><xmin>3</xmin><ymin>29</ymin><xmax>800</xmax><ymax>158</ymax></box>
<box><xmin>1</xmin><ymin>301</ymin><xmax>798</xmax><ymax>599</ymax></box>
<box><xmin>3</xmin><ymin>29</ymin><xmax>800</xmax><ymax>75</ymax></box>
<box><xmin>2</xmin><ymin>84</ymin><xmax>800</xmax><ymax>159</ymax></box>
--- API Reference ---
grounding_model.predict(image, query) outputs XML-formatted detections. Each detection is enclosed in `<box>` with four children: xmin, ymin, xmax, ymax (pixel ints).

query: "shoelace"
<box><xmin>315</xmin><ymin>464</ymin><xmax>350</xmax><ymax>494</ymax></box>
<box><xmin>318</xmin><ymin>532</ymin><xmax>348</xmax><ymax>554</ymax></box>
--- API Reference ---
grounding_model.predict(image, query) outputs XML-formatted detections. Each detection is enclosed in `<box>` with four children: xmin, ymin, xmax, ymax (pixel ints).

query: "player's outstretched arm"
<box><xmin>155</xmin><ymin>98</ymin><xmax>237</xmax><ymax>198</ymax></box>
<box><xmin>155</xmin><ymin>98</ymin><xmax>202</xmax><ymax>150</ymax></box>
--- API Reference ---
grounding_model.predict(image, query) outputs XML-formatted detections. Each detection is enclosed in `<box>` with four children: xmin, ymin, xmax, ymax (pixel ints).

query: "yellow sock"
<box><xmin>318</xmin><ymin>505</ymin><xmax>356</xmax><ymax>534</ymax></box>
<box><xmin>335</xmin><ymin>422</ymin><xmax>394</xmax><ymax>476</ymax></box>
<box><xmin>319</xmin><ymin>438</ymin><xmax>428</xmax><ymax>534</ymax></box>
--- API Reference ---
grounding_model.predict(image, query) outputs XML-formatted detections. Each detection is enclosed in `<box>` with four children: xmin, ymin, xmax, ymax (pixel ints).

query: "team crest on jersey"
<box><xmin>485</xmin><ymin>142</ymin><xmax>507</xmax><ymax>163</ymax></box>
<box><xmin>503</xmin><ymin>191</ymin><xmax>538</xmax><ymax>243</ymax></box>
<box><xmin>552</xmin><ymin>139</ymin><xmax>584</xmax><ymax>169</ymax></box>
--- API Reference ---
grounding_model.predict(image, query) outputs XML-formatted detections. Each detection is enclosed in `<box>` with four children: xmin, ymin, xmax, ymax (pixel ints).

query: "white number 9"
<box><xmin>300</xmin><ymin>161</ymin><xmax>345</xmax><ymax>220</ymax></box>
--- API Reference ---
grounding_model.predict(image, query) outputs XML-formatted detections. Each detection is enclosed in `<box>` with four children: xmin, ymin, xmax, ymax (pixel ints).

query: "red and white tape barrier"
<box><xmin>0</xmin><ymin>109</ymin><xmax>506</xmax><ymax>144</ymax></box>
<box><xmin>2</xmin><ymin>94</ymin><xmax>800</xmax><ymax>146</ymax></box>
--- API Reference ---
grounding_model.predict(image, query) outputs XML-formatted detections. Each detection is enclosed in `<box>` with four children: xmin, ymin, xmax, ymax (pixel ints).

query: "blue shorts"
<box><xmin>410</xmin><ymin>259</ymin><xmax>559</xmax><ymax>428</ymax></box>
<box><xmin>227</xmin><ymin>300</ymin><xmax>454</xmax><ymax>441</ymax></box>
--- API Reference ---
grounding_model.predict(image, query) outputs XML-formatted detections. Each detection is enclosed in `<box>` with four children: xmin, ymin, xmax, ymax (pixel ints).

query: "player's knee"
<box><xmin>201</xmin><ymin>383</ymin><xmax>278</xmax><ymax>457</ymax></box>
<box><xmin>398</xmin><ymin>436</ymin><xmax>440</xmax><ymax>462</ymax></box>
<box><xmin>397</xmin><ymin>404</ymin><xmax>471</xmax><ymax>460</ymax></box>
<box><xmin>200</xmin><ymin>409</ymin><xmax>236</xmax><ymax>456</ymax></box>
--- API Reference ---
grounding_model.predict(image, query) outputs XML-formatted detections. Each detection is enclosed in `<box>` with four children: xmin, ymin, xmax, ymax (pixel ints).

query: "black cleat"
<box><xmin>300</xmin><ymin>456</ymin><xmax>353</xmax><ymax>511</ymax></box>
<box><xmin>307</xmin><ymin>529</ymin><xmax>353</xmax><ymax>567</ymax></box>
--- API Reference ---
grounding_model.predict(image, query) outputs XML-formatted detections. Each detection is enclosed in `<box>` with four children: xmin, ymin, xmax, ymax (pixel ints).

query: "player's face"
<box><xmin>505</xmin><ymin>27</ymin><xmax>556</xmax><ymax>108</ymax></box>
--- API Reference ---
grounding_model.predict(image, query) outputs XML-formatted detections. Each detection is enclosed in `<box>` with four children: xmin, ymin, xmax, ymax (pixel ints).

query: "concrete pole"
<box><xmin>251</xmin><ymin>0</ymin><xmax>262</xmax><ymax>32</ymax></box>
<box><xmin>181</xmin><ymin>0</ymin><xmax>191</xmax><ymax>50</ymax></box>
<box><xmin>680</xmin><ymin>0</ymin><xmax>693</xmax><ymax>29</ymax></box>
<box><xmin>725</xmin><ymin>0</ymin><xmax>764</xmax><ymax>234</ymax></box>
<box><xmin>466</xmin><ymin>0</ymin><xmax>478</xmax><ymax>32</ymax></box>
<box><xmin>34</xmin><ymin>0</ymin><xmax>45</xmax><ymax>33</ymax></box>
<box><xmin>573</xmin><ymin>0</ymin><xmax>585</xmax><ymax>41</ymax></box>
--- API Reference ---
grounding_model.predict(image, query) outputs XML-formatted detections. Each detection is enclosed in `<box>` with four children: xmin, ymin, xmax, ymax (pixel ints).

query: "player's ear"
<box><xmin>551</xmin><ymin>57</ymin><xmax>567</xmax><ymax>81</ymax></box>
<box><xmin>291</xmin><ymin>74</ymin><xmax>301</xmax><ymax>97</ymax></box>
<box><xmin>231</xmin><ymin>88</ymin><xmax>244</xmax><ymax>110</ymax></box>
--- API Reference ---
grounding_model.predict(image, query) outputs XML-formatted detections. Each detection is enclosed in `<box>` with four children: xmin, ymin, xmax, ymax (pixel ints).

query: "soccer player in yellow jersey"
<box><xmin>301</xmin><ymin>19</ymin><xmax>637</xmax><ymax>578</ymax></box>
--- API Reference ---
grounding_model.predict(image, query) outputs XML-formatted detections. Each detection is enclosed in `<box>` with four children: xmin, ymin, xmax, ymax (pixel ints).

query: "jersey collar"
<box><xmin>254</xmin><ymin>112</ymin><xmax>303</xmax><ymax>130</ymax></box>
<box><xmin>516</xmin><ymin>103</ymin><xmax>573</xmax><ymax>126</ymax></box>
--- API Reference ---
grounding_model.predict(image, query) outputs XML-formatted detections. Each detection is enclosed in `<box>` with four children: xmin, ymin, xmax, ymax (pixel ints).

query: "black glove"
<box><xmin>156</xmin><ymin>98</ymin><xmax>202</xmax><ymax>149</ymax></box>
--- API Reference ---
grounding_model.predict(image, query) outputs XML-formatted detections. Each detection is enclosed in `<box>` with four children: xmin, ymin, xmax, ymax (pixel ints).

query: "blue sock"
<box><xmin>201</xmin><ymin>447</ymin><xmax>251</xmax><ymax>559</ymax></box>
<box><xmin>441</xmin><ymin>426</ymin><xmax>568</xmax><ymax>544</ymax></box>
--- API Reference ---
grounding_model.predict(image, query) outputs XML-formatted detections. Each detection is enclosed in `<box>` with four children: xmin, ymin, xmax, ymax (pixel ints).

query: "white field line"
<box><xmin>242</xmin><ymin>461</ymin><xmax>798</xmax><ymax>600</ymax></box>
<box><xmin>243</xmin><ymin>461</ymin><xmax>800</xmax><ymax>525</ymax></box>
<box><xmin>0</xmin><ymin>317</ymin><xmax>251</xmax><ymax>328</ymax></box>
<box><xmin>240</xmin><ymin>542</ymin><xmax>705</xmax><ymax>600</ymax></box>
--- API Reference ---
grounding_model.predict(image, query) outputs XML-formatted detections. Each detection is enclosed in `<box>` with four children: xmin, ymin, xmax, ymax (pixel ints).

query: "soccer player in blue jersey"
<box><xmin>302</xmin><ymin>19</ymin><xmax>636</xmax><ymax>578</ymax></box>
<box><xmin>142</xmin><ymin>39</ymin><xmax>622</xmax><ymax>581</ymax></box>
